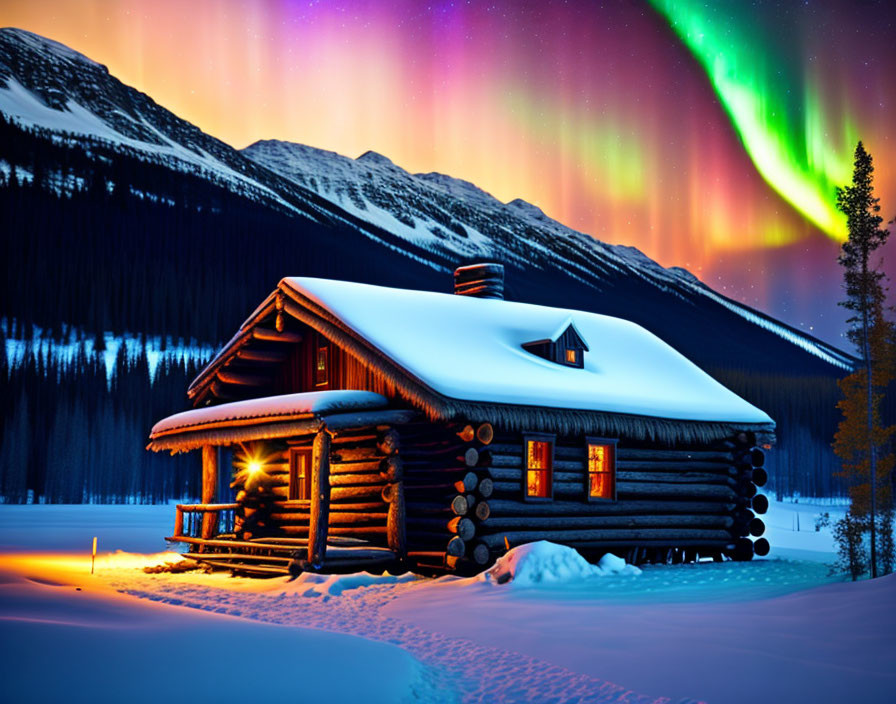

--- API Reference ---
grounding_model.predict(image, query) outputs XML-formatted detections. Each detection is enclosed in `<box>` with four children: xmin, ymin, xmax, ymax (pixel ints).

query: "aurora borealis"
<box><xmin>2</xmin><ymin>0</ymin><xmax>893</xmax><ymax>345</ymax></box>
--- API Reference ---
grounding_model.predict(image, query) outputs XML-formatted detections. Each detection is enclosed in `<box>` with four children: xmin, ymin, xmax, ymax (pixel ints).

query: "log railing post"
<box><xmin>200</xmin><ymin>445</ymin><xmax>218</xmax><ymax>541</ymax></box>
<box><xmin>308</xmin><ymin>429</ymin><xmax>332</xmax><ymax>568</ymax></box>
<box><xmin>387</xmin><ymin>479</ymin><xmax>407</xmax><ymax>558</ymax></box>
<box><xmin>173</xmin><ymin>505</ymin><xmax>184</xmax><ymax>538</ymax></box>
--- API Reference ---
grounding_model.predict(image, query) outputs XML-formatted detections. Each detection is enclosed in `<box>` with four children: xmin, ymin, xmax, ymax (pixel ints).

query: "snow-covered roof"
<box><xmin>282</xmin><ymin>278</ymin><xmax>773</xmax><ymax>426</ymax></box>
<box><xmin>151</xmin><ymin>390</ymin><xmax>388</xmax><ymax>437</ymax></box>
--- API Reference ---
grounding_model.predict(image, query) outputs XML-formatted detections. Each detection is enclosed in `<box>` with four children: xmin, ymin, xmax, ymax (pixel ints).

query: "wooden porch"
<box><xmin>168</xmin><ymin>502</ymin><xmax>400</xmax><ymax>576</ymax></box>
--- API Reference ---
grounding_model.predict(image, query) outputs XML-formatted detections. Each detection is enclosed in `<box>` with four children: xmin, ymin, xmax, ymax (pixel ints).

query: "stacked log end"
<box><xmin>724</xmin><ymin>438</ymin><xmax>770</xmax><ymax>561</ymax></box>
<box><xmin>404</xmin><ymin>422</ymin><xmax>495</xmax><ymax>574</ymax></box>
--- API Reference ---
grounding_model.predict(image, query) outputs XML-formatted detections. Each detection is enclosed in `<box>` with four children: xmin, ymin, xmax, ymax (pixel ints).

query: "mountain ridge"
<box><xmin>0</xmin><ymin>26</ymin><xmax>853</xmax><ymax>372</ymax></box>
<box><xmin>242</xmin><ymin>137</ymin><xmax>853</xmax><ymax>371</ymax></box>
<box><xmin>0</xmin><ymin>26</ymin><xmax>855</xmax><ymax>500</ymax></box>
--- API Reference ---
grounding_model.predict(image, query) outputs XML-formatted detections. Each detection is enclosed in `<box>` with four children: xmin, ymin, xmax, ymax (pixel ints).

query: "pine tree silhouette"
<box><xmin>833</xmin><ymin>142</ymin><xmax>895</xmax><ymax>579</ymax></box>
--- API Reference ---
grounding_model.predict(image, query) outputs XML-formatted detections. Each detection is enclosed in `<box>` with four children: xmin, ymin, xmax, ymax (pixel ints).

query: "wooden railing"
<box><xmin>173</xmin><ymin>503</ymin><xmax>238</xmax><ymax>540</ymax></box>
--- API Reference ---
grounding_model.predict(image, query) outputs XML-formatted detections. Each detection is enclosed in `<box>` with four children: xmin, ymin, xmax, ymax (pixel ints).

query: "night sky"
<box><xmin>3</xmin><ymin>0</ymin><xmax>894</xmax><ymax>346</ymax></box>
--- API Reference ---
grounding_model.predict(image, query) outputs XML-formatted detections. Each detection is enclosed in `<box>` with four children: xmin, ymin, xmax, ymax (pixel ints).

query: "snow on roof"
<box><xmin>151</xmin><ymin>390</ymin><xmax>388</xmax><ymax>436</ymax></box>
<box><xmin>283</xmin><ymin>278</ymin><xmax>773</xmax><ymax>425</ymax></box>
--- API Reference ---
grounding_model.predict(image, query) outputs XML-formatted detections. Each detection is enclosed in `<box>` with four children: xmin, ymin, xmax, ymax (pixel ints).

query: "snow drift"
<box><xmin>483</xmin><ymin>541</ymin><xmax>641</xmax><ymax>587</ymax></box>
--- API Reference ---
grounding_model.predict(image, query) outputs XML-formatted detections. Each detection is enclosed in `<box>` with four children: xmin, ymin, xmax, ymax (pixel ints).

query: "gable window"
<box><xmin>522</xmin><ymin>321</ymin><xmax>588</xmax><ymax>369</ymax></box>
<box><xmin>524</xmin><ymin>434</ymin><xmax>554</xmax><ymax>500</ymax></box>
<box><xmin>288</xmin><ymin>448</ymin><xmax>313</xmax><ymax>501</ymax></box>
<box><xmin>315</xmin><ymin>344</ymin><xmax>329</xmax><ymax>387</ymax></box>
<box><xmin>586</xmin><ymin>438</ymin><xmax>617</xmax><ymax>501</ymax></box>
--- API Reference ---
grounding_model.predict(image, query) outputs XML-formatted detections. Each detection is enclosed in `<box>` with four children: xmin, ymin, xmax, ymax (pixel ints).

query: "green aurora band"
<box><xmin>649</xmin><ymin>0</ymin><xmax>856</xmax><ymax>241</ymax></box>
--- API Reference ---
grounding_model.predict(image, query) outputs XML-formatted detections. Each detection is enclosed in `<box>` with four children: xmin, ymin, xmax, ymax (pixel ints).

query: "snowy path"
<box><xmin>114</xmin><ymin>572</ymin><xmax>679</xmax><ymax>704</ymax></box>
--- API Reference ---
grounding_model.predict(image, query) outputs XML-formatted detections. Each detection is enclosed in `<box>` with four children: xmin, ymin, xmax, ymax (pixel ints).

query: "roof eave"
<box><xmin>187</xmin><ymin>290</ymin><xmax>280</xmax><ymax>400</ymax></box>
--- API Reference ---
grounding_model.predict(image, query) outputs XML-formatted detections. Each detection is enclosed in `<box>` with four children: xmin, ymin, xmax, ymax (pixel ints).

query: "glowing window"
<box><xmin>315</xmin><ymin>345</ymin><xmax>329</xmax><ymax>387</ymax></box>
<box><xmin>288</xmin><ymin>448</ymin><xmax>312</xmax><ymax>501</ymax></box>
<box><xmin>525</xmin><ymin>437</ymin><xmax>553</xmax><ymax>499</ymax></box>
<box><xmin>587</xmin><ymin>440</ymin><xmax>616</xmax><ymax>500</ymax></box>
<box><xmin>565</xmin><ymin>349</ymin><xmax>578</xmax><ymax>364</ymax></box>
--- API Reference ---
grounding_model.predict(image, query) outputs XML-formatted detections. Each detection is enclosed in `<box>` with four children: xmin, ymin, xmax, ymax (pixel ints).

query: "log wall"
<box><xmin>399</xmin><ymin>423</ymin><xmax>769</xmax><ymax>573</ymax></box>
<box><xmin>274</xmin><ymin>328</ymin><xmax>397</xmax><ymax>398</ymax></box>
<box><xmin>229</xmin><ymin>429</ymin><xmax>394</xmax><ymax>552</ymax></box>
<box><xmin>220</xmin><ymin>418</ymin><xmax>769</xmax><ymax>574</ymax></box>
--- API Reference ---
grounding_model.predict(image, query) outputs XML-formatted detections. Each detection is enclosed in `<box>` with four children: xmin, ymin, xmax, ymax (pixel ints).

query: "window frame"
<box><xmin>522</xmin><ymin>432</ymin><xmax>555</xmax><ymax>502</ymax></box>
<box><xmin>314</xmin><ymin>343</ymin><xmax>330</xmax><ymax>388</ymax></box>
<box><xmin>584</xmin><ymin>436</ymin><xmax>618</xmax><ymax>502</ymax></box>
<box><xmin>287</xmin><ymin>447</ymin><xmax>313</xmax><ymax>503</ymax></box>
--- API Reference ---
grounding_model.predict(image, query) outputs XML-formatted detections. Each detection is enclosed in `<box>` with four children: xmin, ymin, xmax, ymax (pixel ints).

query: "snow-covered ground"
<box><xmin>762</xmin><ymin>497</ymin><xmax>848</xmax><ymax>562</ymax></box>
<box><xmin>0</xmin><ymin>503</ymin><xmax>175</xmax><ymax>554</ymax></box>
<box><xmin>0</xmin><ymin>564</ymin><xmax>441</xmax><ymax>704</ymax></box>
<box><xmin>1</xmin><ymin>500</ymin><xmax>893</xmax><ymax>704</ymax></box>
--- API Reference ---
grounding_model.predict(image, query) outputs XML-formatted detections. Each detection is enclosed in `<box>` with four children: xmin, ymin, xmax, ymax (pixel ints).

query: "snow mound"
<box><xmin>483</xmin><ymin>541</ymin><xmax>640</xmax><ymax>587</ymax></box>
<box><xmin>283</xmin><ymin>571</ymin><xmax>419</xmax><ymax>598</ymax></box>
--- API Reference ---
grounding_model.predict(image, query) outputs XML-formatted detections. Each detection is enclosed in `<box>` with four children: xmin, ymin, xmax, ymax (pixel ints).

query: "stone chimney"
<box><xmin>453</xmin><ymin>263</ymin><xmax>505</xmax><ymax>300</ymax></box>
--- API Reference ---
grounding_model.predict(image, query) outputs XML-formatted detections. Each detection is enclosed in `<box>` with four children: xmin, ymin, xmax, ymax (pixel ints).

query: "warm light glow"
<box><xmin>0</xmin><ymin>551</ymin><xmax>187</xmax><ymax>577</ymax></box>
<box><xmin>588</xmin><ymin>445</ymin><xmax>608</xmax><ymax>471</ymax></box>
<box><xmin>587</xmin><ymin>443</ymin><xmax>615</xmax><ymax>500</ymax></box>
<box><xmin>526</xmin><ymin>439</ymin><xmax>552</xmax><ymax>499</ymax></box>
<box><xmin>247</xmin><ymin>460</ymin><xmax>263</xmax><ymax>477</ymax></box>
<box><xmin>315</xmin><ymin>345</ymin><xmax>329</xmax><ymax>387</ymax></box>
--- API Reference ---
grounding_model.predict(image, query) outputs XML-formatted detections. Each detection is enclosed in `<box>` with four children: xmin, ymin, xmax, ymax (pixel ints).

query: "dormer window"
<box><xmin>522</xmin><ymin>320</ymin><xmax>588</xmax><ymax>368</ymax></box>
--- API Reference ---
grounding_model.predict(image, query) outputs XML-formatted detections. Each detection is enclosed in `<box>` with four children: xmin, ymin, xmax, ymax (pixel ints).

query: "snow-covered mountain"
<box><xmin>242</xmin><ymin>139</ymin><xmax>683</xmax><ymax>281</ymax></box>
<box><xmin>242</xmin><ymin>139</ymin><xmax>854</xmax><ymax>371</ymax></box>
<box><xmin>0</xmin><ymin>27</ymin><xmax>853</xmax><ymax>373</ymax></box>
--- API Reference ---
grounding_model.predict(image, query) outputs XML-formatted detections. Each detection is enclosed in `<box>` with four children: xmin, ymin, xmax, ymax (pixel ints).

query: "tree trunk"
<box><xmin>861</xmin><ymin>267</ymin><xmax>878</xmax><ymax>578</ymax></box>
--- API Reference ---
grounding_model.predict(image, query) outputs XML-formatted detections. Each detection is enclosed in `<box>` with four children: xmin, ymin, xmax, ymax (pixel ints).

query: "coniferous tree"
<box><xmin>832</xmin><ymin>511</ymin><xmax>868</xmax><ymax>580</ymax></box>
<box><xmin>832</xmin><ymin>142</ymin><xmax>895</xmax><ymax>578</ymax></box>
<box><xmin>0</xmin><ymin>391</ymin><xmax>30</xmax><ymax>503</ymax></box>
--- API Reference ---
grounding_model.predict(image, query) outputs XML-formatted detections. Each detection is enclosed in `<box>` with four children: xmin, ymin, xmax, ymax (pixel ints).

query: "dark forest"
<box><xmin>0</xmin><ymin>114</ymin><xmax>874</xmax><ymax>503</ymax></box>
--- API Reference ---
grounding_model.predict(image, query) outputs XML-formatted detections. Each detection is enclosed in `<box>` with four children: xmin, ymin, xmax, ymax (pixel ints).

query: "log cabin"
<box><xmin>148</xmin><ymin>264</ymin><xmax>775</xmax><ymax>576</ymax></box>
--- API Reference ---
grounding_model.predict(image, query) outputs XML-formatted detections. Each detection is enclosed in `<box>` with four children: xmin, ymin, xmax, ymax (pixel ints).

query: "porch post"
<box><xmin>308</xmin><ymin>428</ymin><xmax>331</xmax><ymax>568</ymax></box>
<box><xmin>200</xmin><ymin>444</ymin><xmax>218</xmax><ymax>540</ymax></box>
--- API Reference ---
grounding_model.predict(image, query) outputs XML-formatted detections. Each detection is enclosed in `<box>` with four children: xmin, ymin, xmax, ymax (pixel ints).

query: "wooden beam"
<box><xmin>173</xmin><ymin>506</ymin><xmax>184</xmax><ymax>538</ymax></box>
<box><xmin>236</xmin><ymin>348</ymin><xmax>288</xmax><ymax>363</ymax></box>
<box><xmin>252</xmin><ymin>327</ymin><xmax>303</xmax><ymax>343</ymax></box>
<box><xmin>166</xmin><ymin>535</ymin><xmax>303</xmax><ymax>551</ymax></box>
<box><xmin>186</xmin><ymin>297</ymin><xmax>277</xmax><ymax>399</ymax></box>
<box><xmin>387</xmin><ymin>480</ymin><xmax>407</xmax><ymax>557</ymax></box>
<box><xmin>200</xmin><ymin>446</ymin><xmax>218</xmax><ymax>541</ymax></box>
<box><xmin>216</xmin><ymin>369</ymin><xmax>271</xmax><ymax>386</ymax></box>
<box><xmin>324</xmin><ymin>410</ymin><xmax>418</xmax><ymax>432</ymax></box>
<box><xmin>209</xmin><ymin>380</ymin><xmax>241</xmax><ymax>401</ymax></box>
<box><xmin>308</xmin><ymin>430</ymin><xmax>332</xmax><ymax>568</ymax></box>
<box><xmin>480</xmin><ymin>528</ymin><xmax>734</xmax><ymax>549</ymax></box>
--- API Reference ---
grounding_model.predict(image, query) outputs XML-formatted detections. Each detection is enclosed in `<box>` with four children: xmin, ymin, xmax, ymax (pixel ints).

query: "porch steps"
<box><xmin>174</xmin><ymin>536</ymin><xmax>399</xmax><ymax>576</ymax></box>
